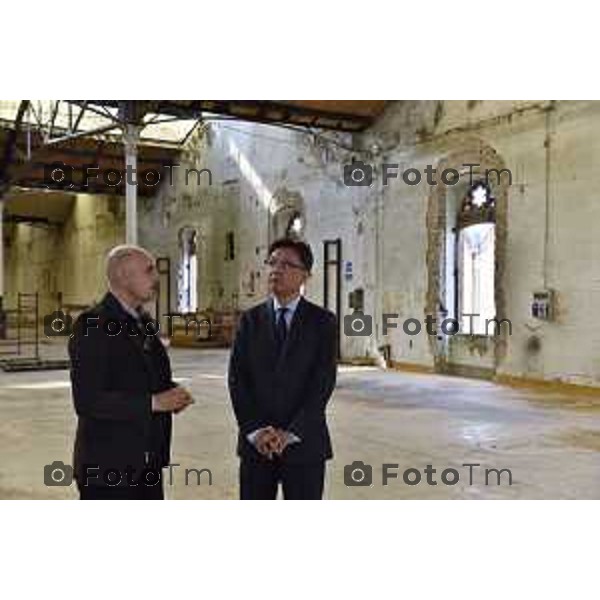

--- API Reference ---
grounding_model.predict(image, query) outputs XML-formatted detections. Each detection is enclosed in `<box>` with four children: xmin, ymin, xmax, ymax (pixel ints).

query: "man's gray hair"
<box><xmin>106</xmin><ymin>244</ymin><xmax>153</xmax><ymax>286</ymax></box>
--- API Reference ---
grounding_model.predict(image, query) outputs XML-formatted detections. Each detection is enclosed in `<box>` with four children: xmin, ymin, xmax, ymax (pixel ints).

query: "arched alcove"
<box><xmin>425</xmin><ymin>138</ymin><xmax>509</xmax><ymax>376</ymax></box>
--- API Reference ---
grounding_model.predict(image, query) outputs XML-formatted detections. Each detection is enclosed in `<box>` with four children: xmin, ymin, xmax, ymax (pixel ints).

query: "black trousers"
<box><xmin>78</xmin><ymin>480</ymin><xmax>164</xmax><ymax>500</ymax></box>
<box><xmin>240</xmin><ymin>458</ymin><xmax>325</xmax><ymax>500</ymax></box>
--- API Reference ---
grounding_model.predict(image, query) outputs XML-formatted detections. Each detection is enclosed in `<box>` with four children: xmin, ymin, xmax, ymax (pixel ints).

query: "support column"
<box><xmin>124</xmin><ymin>123</ymin><xmax>140</xmax><ymax>245</ymax></box>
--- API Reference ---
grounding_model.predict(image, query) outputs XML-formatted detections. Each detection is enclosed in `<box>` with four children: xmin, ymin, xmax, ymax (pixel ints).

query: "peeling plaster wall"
<box><xmin>139</xmin><ymin>100</ymin><xmax>600</xmax><ymax>385</ymax></box>
<box><xmin>138</xmin><ymin>121</ymin><xmax>366</xmax><ymax>352</ymax></box>
<box><xmin>4</xmin><ymin>193</ymin><xmax>124</xmax><ymax>318</ymax></box>
<box><xmin>6</xmin><ymin>100</ymin><xmax>598</xmax><ymax>386</ymax></box>
<box><xmin>364</xmin><ymin>100</ymin><xmax>600</xmax><ymax>386</ymax></box>
<box><xmin>138</xmin><ymin>127</ymin><xmax>240</xmax><ymax>313</ymax></box>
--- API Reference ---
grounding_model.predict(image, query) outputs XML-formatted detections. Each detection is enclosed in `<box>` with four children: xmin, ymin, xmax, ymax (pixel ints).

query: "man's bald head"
<box><xmin>106</xmin><ymin>245</ymin><xmax>159</xmax><ymax>307</ymax></box>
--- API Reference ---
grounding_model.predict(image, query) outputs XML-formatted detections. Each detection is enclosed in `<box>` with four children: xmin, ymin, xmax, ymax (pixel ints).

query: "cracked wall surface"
<box><xmin>5</xmin><ymin>101</ymin><xmax>600</xmax><ymax>386</ymax></box>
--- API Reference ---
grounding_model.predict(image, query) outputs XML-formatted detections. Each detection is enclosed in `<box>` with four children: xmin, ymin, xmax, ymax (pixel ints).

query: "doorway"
<box><xmin>323</xmin><ymin>238</ymin><xmax>342</xmax><ymax>359</ymax></box>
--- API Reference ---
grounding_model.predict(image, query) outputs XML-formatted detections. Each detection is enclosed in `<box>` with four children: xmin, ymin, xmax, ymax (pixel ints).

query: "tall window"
<box><xmin>457</xmin><ymin>182</ymin><xmax>496</xmax><ymax>334</ymax></box>
<box><xmin>178</xmin><ymin>227</ymin><xmax>198</xmax><ymax>313</ymax></box>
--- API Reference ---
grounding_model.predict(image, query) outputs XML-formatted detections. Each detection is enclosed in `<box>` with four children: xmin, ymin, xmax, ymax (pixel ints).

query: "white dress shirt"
<box><xmin>272</xmin><ymin>293</ymin><xmax>302</xmax><ymax>331</ymax></box>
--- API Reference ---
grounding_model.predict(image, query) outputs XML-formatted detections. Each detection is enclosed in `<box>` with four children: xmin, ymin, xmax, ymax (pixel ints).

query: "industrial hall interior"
<box><xmin>0</xmin><ymin>99</ymin><xmax>599</xmax><ymax>499</ymax></box>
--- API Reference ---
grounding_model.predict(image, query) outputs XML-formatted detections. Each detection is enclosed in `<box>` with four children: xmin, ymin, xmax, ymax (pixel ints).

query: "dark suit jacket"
<box><xmin>228</xmin><ymin>296</ymin><xmax>338</xmax><ymax>464</ymax></box>
<box><xmin>68</xmin><ymin>292</ymin><xmax>175</xmax><ymax>487</ymax></box>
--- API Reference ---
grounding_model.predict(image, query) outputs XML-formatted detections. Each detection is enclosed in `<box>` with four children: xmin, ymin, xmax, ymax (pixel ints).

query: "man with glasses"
<box><xmin>228</xmin><ymin>238</ymin><xmax>338</xmax><ymax>499</ymax></box>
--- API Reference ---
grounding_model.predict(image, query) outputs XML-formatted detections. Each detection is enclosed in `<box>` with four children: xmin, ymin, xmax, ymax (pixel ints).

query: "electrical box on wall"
<box><xmin>531</xmin><ymin>289</ymin><xmax>555</xmax><ymax>321</ymax></box>
<box><xmin>349</xmin><ymin>288</ymin><xmax>364</xmax><ymax>311</ymax></box>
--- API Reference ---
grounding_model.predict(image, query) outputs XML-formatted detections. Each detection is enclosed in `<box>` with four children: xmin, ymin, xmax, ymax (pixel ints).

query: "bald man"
<box><xmin>68</xmin><ymin>245</ymin><xmax>193</xmax><ymax>500</ymax></box>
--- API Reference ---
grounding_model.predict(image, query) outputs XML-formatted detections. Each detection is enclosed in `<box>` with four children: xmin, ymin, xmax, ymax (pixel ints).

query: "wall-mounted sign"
<box><xmin>344</xmin><ymin>261</ymin><xmax>353</xmax><ymax>281</ymax></box>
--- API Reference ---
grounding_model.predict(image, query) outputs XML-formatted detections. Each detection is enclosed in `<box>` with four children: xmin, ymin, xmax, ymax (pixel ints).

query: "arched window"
<box><xmin>178</xmin><ymin>227</ymin><xmax>198</xmax><ymax>313</ymax></box>
<box><xmin>285</xmin><ymin>212</ymin><xmax>304</xmax><ymax>239</ymax></box>
<box><xmin>457</xmin><ymin>182</ymin><xmax>496</xmax><ymax>334</ymax></box>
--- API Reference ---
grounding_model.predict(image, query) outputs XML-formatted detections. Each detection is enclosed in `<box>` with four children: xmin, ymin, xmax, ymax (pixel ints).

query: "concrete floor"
<box><xmin>1</xmin><ymin>341</ymin><xmax>600</xmax><ymax>499</ymax></box>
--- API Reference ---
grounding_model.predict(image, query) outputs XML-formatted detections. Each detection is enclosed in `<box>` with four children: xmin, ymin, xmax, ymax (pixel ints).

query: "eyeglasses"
<box><xmin>264</xmin><ymin>258</ymin><xmax>306</xmax><ymax>271</ymax></box>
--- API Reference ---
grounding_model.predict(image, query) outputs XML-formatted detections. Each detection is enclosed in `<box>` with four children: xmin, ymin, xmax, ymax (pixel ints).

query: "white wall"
<box><xmin>138</xmin><ymin>101</ymin><xmax>600</xmax><ymax>386</ymax></box>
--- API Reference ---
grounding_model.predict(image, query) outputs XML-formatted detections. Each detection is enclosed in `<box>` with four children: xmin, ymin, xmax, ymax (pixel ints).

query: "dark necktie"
<box><xmin>133</xmin><ymin>308</ymin><xmax>146</xmax><ymax>336</ymax></box>
<box><xmin>133</xmin><ymin>309</ymin><xmax>153</xmax><ymax>351</ymax></box>
<box><xmin>276</xmin><ymin>307</ymin><xmax>289</xmax><ymax>353</ymax></box>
